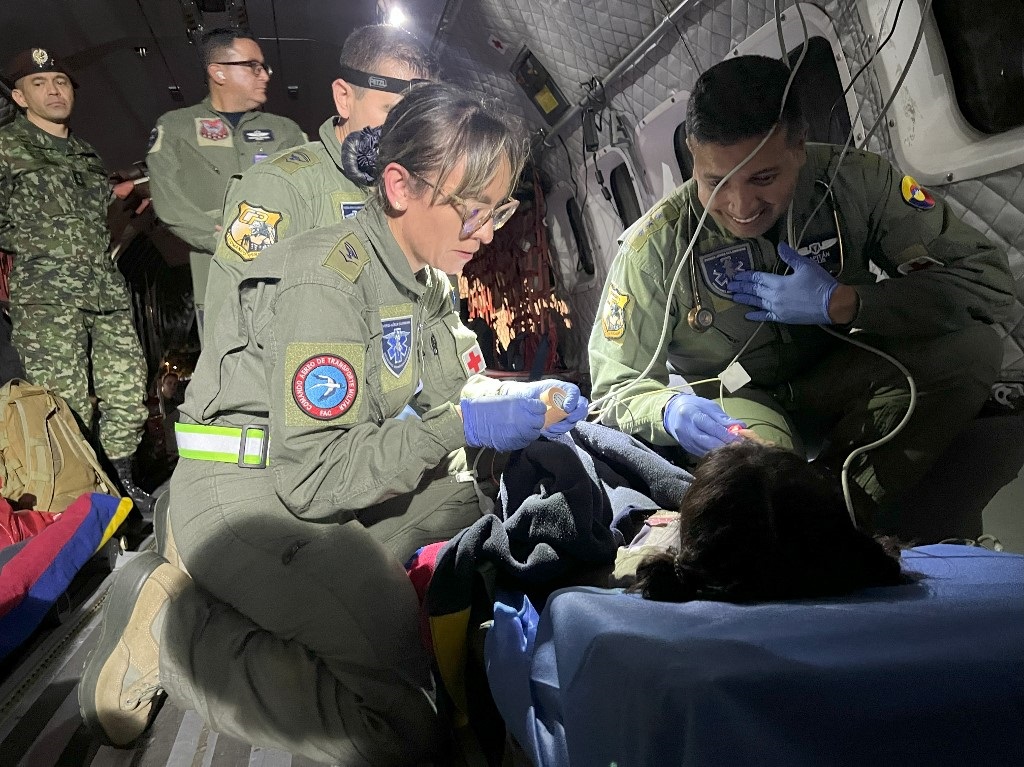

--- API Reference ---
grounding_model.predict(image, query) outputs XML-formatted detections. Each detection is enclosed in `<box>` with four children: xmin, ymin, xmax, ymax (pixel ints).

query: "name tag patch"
<box><xmin>697</xmin><ymin>243</ymin><xmax>753</xmax><ymax>299</ymax></box>
<box><xmin>243</xmin><ymin>128</ymin><xmax>275</xmax><ymax>142</ymax></box>
<box><xmin>797</xmin><ymin>237</ymin><xmax>842</xmax><ymax>275</ymax></box>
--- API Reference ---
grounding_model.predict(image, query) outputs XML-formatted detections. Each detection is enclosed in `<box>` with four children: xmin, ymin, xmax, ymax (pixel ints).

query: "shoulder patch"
<box><xmin>601</xmin><ymin>284</ymin><xmax>630</xmax><ymax>339</ymax></box>
<box><xmin>195</xmin><ymin>117</ymin><xmax>231</xmax><ymax>146</ymax></box>
<box><xmin>287</xmin><ymin>349</ymin><xmax>361</xmax><ymax>424</ymax></box>
<box><xmin>900</xmin><ymin>175</ymin><xmax>935</xmax><ymax>210</ymax></box>
<box><xmin>627</xmin><ymin>206</ymin><xmax>671</xmax><ymax>251</ymax></box>
<box><xmin>273</xmin><ymin>149</ymin><xmax>320</xmax><ymax>174</ymax></box>
<box><xmin>146</xmin><ymin>125</ymin><xmax>162</xmax><ymax>154</ymax></box>
<box><xmin>224</xmin><ymin>202</ymin><xmax>283</xmax><ymax>261</ymax></box>
<box><xmin>323</xmin><ymin>233</ymin><xmax>369</xmax><ymax>283</ymax></box>
<box><xmin>461</xmin><ymin>343</ymin><xmax>487</xmax><ymax>375</ymax></box>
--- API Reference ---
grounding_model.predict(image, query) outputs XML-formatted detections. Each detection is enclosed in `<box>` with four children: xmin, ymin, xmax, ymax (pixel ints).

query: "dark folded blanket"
<box><xmin>425</xmin><ymin>422</ymin><xmax>692</xmax><ymax>721</ymax></box>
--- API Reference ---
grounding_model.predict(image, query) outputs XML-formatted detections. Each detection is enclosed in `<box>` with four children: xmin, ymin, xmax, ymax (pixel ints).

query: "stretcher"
<box><xmin>486</xmin><ymin>544</ymin><xmax>1024</xmax><ymax>767</ymax></box>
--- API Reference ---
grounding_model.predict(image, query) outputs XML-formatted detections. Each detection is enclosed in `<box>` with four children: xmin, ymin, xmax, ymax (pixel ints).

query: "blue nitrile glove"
<box><xmin>663</xmin><ymin>393</ymin><xmax>746</xmax><ymax>457</ymax></box>
<box><xmin>485</xmin><ymin>590</ymin><xmax>542</xmax><ymax>758</ymax></box>
<box><xmin>727</xmin><ymin>241</ymin><xmax>838</xmax><ymax>324</ymax></box>
<box><xmin>499</xmin><ymin>380</ymin><xmax>589</xmax><ymax>437</ymax></box>
<box><xmin>461</xmin><ymin>396</ymin><xmax>547</xmax><ymax>451</ymax></box>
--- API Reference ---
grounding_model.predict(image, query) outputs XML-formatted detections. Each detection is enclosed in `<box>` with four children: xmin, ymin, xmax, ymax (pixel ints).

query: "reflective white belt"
<box><xmin>174</xmin><ymin>422</ymin><xmax>270</xmax><ymax>468</ymax></box>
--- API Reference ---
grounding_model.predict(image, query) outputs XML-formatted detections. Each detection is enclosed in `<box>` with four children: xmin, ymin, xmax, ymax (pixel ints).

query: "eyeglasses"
<box><xmin>409</xmin><ymin>170</ymin><xmax>519</xmax><ymax>238</ymax></box>
<box><xmin>214</xmin><ymin>60</ymin><xmax>273</xmax><ymax>77</ymax></box>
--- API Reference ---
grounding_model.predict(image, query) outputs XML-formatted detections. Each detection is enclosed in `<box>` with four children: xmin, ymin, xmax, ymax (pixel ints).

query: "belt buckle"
<box><xmin>238</xmin><ymin>424</ymin><xmax>269</xmax><ymax>468</ymax></box>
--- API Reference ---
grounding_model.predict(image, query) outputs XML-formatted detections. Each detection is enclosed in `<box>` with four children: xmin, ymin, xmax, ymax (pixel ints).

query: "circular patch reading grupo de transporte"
<box><xmin>292</xmin><ymin>354</ymin><xmax>358</xmax><ymax>420</ymax></box>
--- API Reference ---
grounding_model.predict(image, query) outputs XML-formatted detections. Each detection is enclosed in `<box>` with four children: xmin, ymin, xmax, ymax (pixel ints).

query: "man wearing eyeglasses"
<box><xmin>146</xmin><ymin>28</ymin><xmax>306</xmax><ymax>334</ymax></box>
<box><xmin>209</xmin><ymin>25</ymin><xmax>436</xmax><ymax>271</ymax></box>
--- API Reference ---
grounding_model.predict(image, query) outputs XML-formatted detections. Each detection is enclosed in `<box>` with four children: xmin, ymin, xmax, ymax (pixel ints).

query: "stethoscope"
<box><xmin>687</xmin><ymin>180</ymin><xmax>844</xmax><ymax>332</ymax></box>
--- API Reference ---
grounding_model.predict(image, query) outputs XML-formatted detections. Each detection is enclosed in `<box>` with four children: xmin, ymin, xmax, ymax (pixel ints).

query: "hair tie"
<box><xmin>672</xmin><ymin>554</ymin><xmax>687</xmax><ymax>584</ymax></box>
<box><xmin>340</xmin><ymin>125</ymin><xmax>382</xmax><ymax>186</ymax></box>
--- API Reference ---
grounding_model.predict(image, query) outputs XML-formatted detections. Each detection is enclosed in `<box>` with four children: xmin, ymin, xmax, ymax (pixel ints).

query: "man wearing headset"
<box><xmin>146</xmin><ymin>28</ymin><xmax>306</xmax><ymax>334</ymax></box>
<box><xmin>210</xmin><ymin>24</ymin><xmax>435</xmax><ymax>273</ymax></box>
<box><xmin>588</xmin><ymin>54</ymin><xmax>1013</xmax><ymax>532</ymax></box>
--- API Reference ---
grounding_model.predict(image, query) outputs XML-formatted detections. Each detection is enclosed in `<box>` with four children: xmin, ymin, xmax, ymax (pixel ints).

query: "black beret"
<box><xmin>4</xmin><ymin>48</ymin><xmax>77</xmax><ymax>89</ymax></box>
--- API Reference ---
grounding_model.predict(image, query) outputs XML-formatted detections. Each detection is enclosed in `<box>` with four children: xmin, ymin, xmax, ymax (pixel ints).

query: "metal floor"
<box><xmin>0</xmin><ymin>542</ymin><xmax>331</xmax><ymax>767</ymax></box>
<box><xmin>2</xmin><ymin>413</ymin><xmax>1021</xmax><ymax>766</ymax></box>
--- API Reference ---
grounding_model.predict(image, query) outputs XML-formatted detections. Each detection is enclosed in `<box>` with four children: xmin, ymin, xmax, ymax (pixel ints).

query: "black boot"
<box><xmin>111</xmin><ymin>456</ymin><xmax>153</xmax><ymax>514</ymax></box>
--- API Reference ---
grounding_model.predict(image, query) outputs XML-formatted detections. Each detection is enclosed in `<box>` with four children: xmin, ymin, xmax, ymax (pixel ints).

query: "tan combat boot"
<box><xmin>78</xmin><ymin>550</ymin><xmax>189</xmax><ymax>747</ymax></box>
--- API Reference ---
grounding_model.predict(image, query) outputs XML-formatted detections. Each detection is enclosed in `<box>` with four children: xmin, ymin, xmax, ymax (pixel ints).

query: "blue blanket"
<box><xmin>486</xmin><ymin>544</ymin><xmax>1024</xmax><ymax>767</ymax></box>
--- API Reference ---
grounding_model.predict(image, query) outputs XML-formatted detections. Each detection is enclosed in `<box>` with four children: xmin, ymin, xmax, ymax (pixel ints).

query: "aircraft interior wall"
<box><xmin>434</xmin><ymin>0</ymin><xmax>1024</xmax><ymax>391</ymax></box>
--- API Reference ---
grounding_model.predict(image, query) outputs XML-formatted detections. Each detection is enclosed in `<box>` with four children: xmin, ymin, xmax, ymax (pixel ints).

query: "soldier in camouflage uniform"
<box><xmin>203</xmin><ymin>26</ymin><xmax>435</xmax><ymax>345</ymax></box>
<box><xmin>146</xmin><ymin>28</ymin><xmax>305</xmax><ymax>332</ymax></box>
<box><xmin>80</xmin><ymin>84</ymin><xmax>588</xmax><ymax>762</ymax></box>
<box><xmin>589</xmin><ymin>56</ymin><xmax>1014</xmax><ymax>531</ymax></box>
<box><xmin>0</xmin><ymin>48</ymin><xmax>149</xmax><ymax>501</ymax></box>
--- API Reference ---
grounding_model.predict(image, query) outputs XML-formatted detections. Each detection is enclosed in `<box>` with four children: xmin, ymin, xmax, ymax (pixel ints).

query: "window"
<box><xmin>672</xmin><ymin>123</ymin><xmax>694</xmax><ymax>180</ymax></box>
<box><xmin>785</xmin><ymin>36</ymin><xmax>852</xmax><ymax>144</ymax></box>
<box><xmin>565</xmin><ymin>197</ymin><xmax>595</xmax><ymax>275</ymax></box>
<box><xmin>609</xmin><ymin>162</ymin><xmax>643</xmax><ymax>228</ymax></box>
<box><xmin>932</xmin><ymin>0</ymin><xmax>1024</xmax><ymax>134</ymax></box>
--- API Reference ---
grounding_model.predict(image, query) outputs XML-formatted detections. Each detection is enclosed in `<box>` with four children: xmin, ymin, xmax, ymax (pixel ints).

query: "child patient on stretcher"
<box><xmin>626</xmin><ymin>441</ymin><xmax>910</xmax><ymax>603</ymax></box>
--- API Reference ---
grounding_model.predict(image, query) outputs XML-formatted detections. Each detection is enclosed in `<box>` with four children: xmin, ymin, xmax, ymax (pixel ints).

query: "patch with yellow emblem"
<box><xmin>601</xmin><ymin>284</ymin><xmax>630</xmax><ymax>339</ymax></box>
<box><xmin>900</xmin><ymin>176</ymin><xmax>935</xmax><ymax>210</ymax></box>
<box><xmin>224</xmin><ymin>202</ymin><xmax>283</xmax><ymax>260</ymax></box>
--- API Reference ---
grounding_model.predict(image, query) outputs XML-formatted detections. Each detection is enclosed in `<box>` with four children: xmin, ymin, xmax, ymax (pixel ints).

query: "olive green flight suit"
<box><xmin>0</xmin><ymin>115</ymin><xmax>147</xmax><ymax>459</ymax></box>
<box><xmin>145</xmin><ymin>97</ymin><xmax>305</xmax><ymax>326</ymax></box>
<box><xmin>161</xmin><ymin>201</ymin><xmax>498</xmax><ymax>764</ymax></box>
<box><xmin>589</xmin><ymin>144</ymin><xmax>1013</xmax><ymax>525</ymax></box>
<box><xmin>203</xmin><ymin>117</ymin><xmax>369</xmax><ymax>348</ymax></box>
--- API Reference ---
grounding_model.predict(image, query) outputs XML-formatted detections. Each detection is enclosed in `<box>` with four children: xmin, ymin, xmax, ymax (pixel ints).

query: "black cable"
<box><xmin>558</xmin><ymin>134</ymin><xmax>580</xmax><ymax>200</ymax></box>
<box><xmin>657</xmin><ymin>0</ymin><xmax>702</xmax><ymax>75</ymax></box>
<box><xmin>268</xmin><ymin>0</ymin><xmax>286</xmax><ymax>88</ymax></box>
<box><xmin>827</xmin><ymin>0</ymin><xmax>906</xmax><ymax>137</ymax></box>
<box><xmin>134</xmin><ymin>0</ymin><xmax>181</xmax><ymax>91</ymax></box>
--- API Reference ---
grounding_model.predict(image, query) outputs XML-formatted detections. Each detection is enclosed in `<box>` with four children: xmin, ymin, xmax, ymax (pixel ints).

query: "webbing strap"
<box><xmin>174</xmin><ymin>422</ymin><xmax>269</xmax><ymax>468</ymax></box>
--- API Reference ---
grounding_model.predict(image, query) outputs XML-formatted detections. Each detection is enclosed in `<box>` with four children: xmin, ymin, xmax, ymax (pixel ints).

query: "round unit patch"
<box><xmin>292</xmin><ymin>354</ymin><xmax>358</xmax><ymax>420</ymax></box>
<box><xmin>900</xmin><ymin>176</ymin><xmax>935</xmax><ymax>210</ymax></box>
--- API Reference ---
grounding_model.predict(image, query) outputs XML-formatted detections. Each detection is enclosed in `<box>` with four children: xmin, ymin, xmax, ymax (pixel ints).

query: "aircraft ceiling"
<box><xmin>0</xmin><ymin>0</ymin><xmax>448</xmax><ymax>171</ymax></box>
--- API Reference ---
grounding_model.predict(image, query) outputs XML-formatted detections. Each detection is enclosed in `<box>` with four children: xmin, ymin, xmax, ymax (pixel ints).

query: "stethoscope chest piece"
<box><xmin>688</xmin><ymin>305</ymin><xmax>715</xmax><ymax>332</ymax></box>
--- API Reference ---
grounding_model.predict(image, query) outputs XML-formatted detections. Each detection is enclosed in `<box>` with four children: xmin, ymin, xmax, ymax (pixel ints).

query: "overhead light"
<box><xmin>168</xmin><ymin>85</ymin><xmax>184</xmax><ymax>102</ymax></box>
<box><xmin>287</xmin><ymin>85</ymin><xmax>299</xmax><ymax>99</ymax></box>
<box><xmin>134</xmin><ymin>46</ymin><xmax>147</xmax><ymax>58</ymax></box>
<box><xmin>388</xmin><ymin>6</ymin><xmax>408</xmax><ymax>27</ymax></box>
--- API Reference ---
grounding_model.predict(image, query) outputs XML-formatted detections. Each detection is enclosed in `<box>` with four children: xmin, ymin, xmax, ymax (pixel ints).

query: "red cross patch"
<box><xmin>462</xmin><ymin>344</ymin><xmax>486</xmax><ymax>375</ymax></box>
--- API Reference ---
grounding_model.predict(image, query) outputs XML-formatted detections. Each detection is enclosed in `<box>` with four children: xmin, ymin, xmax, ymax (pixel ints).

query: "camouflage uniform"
<box><xmin>0</xmin><ymin>113</ymin><xmax>147</xmax><ymax>460</ymax></box>
<box><xmin>203</xmin><ymin>116</ymin><xmax>368</xmax><ymax>346</ymax></box>
<box><xmin>161</xmin><ymin>202</ymin><xmax>495</xmax><ymax>762</ymax></box>
<box><xmin>589</xmin><ymin>144</ymin><xmax>1013</xmax><ymax>518</ymax></box>
<box><xmin>145</xmin><ymin>97</ymin><xmax>305</xmax><ymax>323</ymax></box>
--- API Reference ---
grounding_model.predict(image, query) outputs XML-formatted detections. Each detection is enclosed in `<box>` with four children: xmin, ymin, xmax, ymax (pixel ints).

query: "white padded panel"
<box><xmin>437</xmin><ymin>0</ymin><xmax>1024</xmax><ymax>382</ymax></box>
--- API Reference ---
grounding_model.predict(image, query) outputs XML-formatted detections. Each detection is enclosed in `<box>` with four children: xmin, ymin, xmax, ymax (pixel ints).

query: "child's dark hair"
<box><xmin>629</xmin><ymin>441</ymin><xmax>907</xmax><ymax>603</ymax></box>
